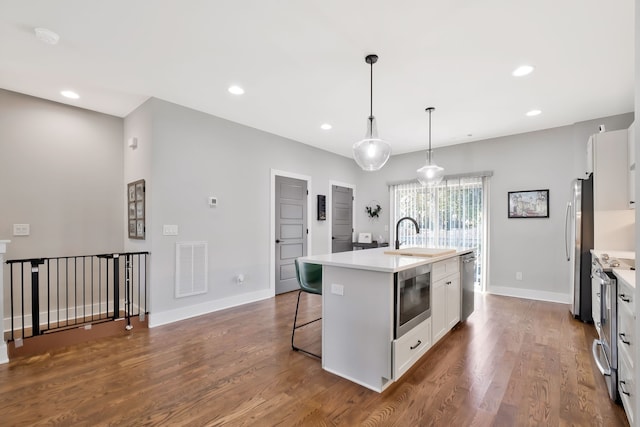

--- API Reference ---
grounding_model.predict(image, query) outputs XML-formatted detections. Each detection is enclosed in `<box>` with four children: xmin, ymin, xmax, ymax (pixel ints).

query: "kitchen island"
<box><xmin>298</xmin><ymin>246</ymin><xmax>474</xmax><ymax>392</ymax></box>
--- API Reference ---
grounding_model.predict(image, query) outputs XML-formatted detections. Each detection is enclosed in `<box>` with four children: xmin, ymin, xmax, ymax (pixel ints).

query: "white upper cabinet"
<box><xmin>589</xmin><ymin>129</ymin><xmax>630</xmax><ymax>211</ymax></box>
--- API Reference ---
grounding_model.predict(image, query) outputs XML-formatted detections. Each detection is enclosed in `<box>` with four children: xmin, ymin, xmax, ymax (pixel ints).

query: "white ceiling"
<box><xmin>0</xmin><ymin>1</ymin><xmax>634</xmax><ymax>158</ymax></box>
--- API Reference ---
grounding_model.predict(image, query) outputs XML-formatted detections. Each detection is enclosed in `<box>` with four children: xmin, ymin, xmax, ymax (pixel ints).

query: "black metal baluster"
<box><xmin>47</xmin><ymin>259</ymin><xmax>50</xmax><ymax>331</ymax></box>
<box><xmin>21</xmin><ymin>263</ymin><xmax>24</xmax><ymax>338</ymax></box>
<box><xmin>113</xmin><ymin>254</ymin><xmax>119</xmax><ymax>320</ymax></box>
<box><xmin>30</xmin><ymin>259</ymin><xmax>44</xmax><ymax>336</ymax></box>
<box><xmin>9</xmin><ymin>263</ymin><xmax>14</xmax><ymax>341</ymax></box>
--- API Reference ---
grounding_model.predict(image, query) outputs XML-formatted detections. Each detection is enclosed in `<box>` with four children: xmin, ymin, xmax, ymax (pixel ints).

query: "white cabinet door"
<box><xmin>432</xmin><ymin>278</ymin><xmax>446</xmax><ymax>343</ymax></box>
<box><xmin>593</xmin><ymin>129</ymin><xmax>629</xmax><ymax>211</ymax></box>
<box><xmin>446</xmin><ymin>274</ymin><xmax>461</xmax><ymax>330</ymax></box>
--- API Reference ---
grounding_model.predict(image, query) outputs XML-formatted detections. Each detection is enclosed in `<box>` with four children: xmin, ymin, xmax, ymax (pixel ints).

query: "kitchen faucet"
<box><xmin>395</xmin><ymin>217</ymin><xmax>420</xmax><ymax>250</ymax></box>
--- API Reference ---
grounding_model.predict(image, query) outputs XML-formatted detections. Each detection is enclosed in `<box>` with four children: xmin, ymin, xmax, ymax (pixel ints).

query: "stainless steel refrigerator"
<box><xmin>564</xmin><ymin>175</ymin><xmax>594</xmax><ymax>322</ymax></box>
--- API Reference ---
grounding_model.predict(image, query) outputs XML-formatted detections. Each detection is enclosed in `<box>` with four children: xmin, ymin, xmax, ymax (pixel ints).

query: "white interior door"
<box><xmin>275</xmin><ymin>176</ymin><xmax>308</xmax><ymax>294</ymax></box>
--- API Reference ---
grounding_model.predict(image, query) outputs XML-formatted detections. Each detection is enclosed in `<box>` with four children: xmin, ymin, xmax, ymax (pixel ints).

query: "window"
<box><xmin>390</xmin><ymin>175</ymin><xmax>488</xmax><ymax>289</ymax></box>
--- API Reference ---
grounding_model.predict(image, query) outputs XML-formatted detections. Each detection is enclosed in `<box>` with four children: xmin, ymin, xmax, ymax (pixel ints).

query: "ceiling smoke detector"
<box><xmin>34</xmin><ymin>28</ymin><xmax>60</xmax><ymax>45</ymax></box>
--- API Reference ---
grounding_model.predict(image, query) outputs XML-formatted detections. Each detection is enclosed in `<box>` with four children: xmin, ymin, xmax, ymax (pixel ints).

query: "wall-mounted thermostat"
<box><xmin>208</xmin><ymin>196</ymin><xmax>217</xmax><ymax>207</ymax></box>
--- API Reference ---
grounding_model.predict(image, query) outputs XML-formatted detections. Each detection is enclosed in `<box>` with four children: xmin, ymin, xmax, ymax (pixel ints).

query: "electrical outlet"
<box><xmin>516</xmin><ymin>272</ymin><xmax>523</xmax><ymax>281</ymax></box>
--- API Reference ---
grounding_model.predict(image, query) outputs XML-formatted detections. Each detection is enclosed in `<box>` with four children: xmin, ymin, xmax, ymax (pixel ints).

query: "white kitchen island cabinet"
<box><xmin>298</xmin><ymin>247</ymin><xmax>473</xmax><ymax>393</ymax></box>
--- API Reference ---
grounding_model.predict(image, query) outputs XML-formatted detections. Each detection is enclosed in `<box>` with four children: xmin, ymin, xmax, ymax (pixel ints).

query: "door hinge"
<box><xmin>306</xmin><ymin>190</ymin><xmax>309</xmax><ymax>195</ymax></box>
<box><xmin>306</xmin><ymin>228</ymin><xmax>309</xmax><ymax>234</ymax></box>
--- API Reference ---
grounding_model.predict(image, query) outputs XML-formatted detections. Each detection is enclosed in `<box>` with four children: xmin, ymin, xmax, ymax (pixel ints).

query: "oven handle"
<box><xmin>592</xmin><ymin>339</ymin><xmax>611</xmax><ymax>376</ymax></box>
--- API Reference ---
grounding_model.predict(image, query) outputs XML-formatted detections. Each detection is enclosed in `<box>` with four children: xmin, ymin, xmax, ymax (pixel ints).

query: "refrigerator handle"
<box><xmin>564</xmin><ymin>202</ymin><xmax>572</xmax><ymax>261</ymax></box>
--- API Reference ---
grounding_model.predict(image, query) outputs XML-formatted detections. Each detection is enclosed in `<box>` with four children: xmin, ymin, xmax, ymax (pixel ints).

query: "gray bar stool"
<box><xmin>291</xmin><ymin>259</ymin><xmax>322</xmax><ymax>358</ymax></box>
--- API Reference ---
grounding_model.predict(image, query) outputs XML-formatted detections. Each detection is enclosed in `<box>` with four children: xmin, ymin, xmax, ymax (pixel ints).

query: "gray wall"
<box><xmin>0</xmin><ymin>87</ymin><xmax>634</xmax><ymax>326</ymax></box>
<box><xmin>354</xmin><ymin>112</ymin><xmax>634</xmax><ymax>302</ymax></box>
<box><xmin>0</xmin><ymin>89</ymin><xmax>124</xmax><ymax>259</ymax></box>
<box><xmin>125</xmin><ymin>98</ymin><xmax>359</xmax><ymax>324</ymax></box>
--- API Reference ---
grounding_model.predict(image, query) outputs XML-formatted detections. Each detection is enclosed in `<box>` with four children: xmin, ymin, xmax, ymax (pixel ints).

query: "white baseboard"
<box><xmin>0</xmin><ymin>341</ymin><xmax>8</xmax><ymax>364</ymax></box>
<box><xmin>149</xmin><ymin>289</ymin><xmax>273</xmax><ymax>328</ymax></box>
<box><xmin>488</xmin><ymin>286</ymin><xmax>570</xmax><ymax>304</ymax></box>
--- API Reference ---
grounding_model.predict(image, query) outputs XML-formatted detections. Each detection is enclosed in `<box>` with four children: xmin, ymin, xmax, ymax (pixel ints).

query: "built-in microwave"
<box><xmin>394</xmin><ymin>264</ymin><xmax>432</xmax><ymax>338</ymax></box>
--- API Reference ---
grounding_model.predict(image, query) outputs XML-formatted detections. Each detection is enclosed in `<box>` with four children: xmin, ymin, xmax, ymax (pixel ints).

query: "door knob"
<box><xmin>276</xmin><ymin>239</ymin><xmax>281</xmax><ymax>243</ymax></box>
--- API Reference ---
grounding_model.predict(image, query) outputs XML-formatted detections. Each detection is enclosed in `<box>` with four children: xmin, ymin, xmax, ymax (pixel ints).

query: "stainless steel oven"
<box><xmin>591</xmin><ymin>258</ymin><xmax>618</xmax><ymax>401</ymax></box>
<box><xmin>394</xmin><ymin>264</ymin><xmax>431</xmax><ymax>338</ymax></box>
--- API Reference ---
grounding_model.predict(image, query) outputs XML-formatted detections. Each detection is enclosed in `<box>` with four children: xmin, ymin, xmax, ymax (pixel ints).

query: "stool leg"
<box><xmin>291</xmin><ymin>290</ymin><xmax>321</xmax><ymax>359</ymax></box>
<box><xmin>291</xmin><ymin>290</ymin><xmax>302</xmax><ymax>351</ymax></box>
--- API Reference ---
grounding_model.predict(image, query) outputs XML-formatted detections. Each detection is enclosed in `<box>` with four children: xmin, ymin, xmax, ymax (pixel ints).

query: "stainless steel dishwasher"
<box><xmin>461</xmin><ymin>252</ymin><xmax>477</xmax><ymax>321</ymax></box>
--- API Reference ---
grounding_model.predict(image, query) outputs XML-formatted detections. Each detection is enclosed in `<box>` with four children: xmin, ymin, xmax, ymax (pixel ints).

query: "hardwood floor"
<box><xmin>0</xmin><ymin>292</ymin><xmax>629</xmax><ymax>426</ymax></box>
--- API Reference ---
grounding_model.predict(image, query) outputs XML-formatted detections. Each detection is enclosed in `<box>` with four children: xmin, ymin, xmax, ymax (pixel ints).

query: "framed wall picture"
<box><xmin>127</xmin><ymin>179</ymin><xmax>145</xmax><ymax>239</ymax></box>
<box><xmin>508</xmin><ymin>189</ymin><xmax>549</xmax><ymax>218</ymax></box>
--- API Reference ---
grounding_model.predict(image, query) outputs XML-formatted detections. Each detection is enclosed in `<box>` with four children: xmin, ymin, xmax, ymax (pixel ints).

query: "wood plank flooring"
<box><xmin>0</xmin><ymin>292</ymin><xmax>629</xmax><ymax>426</ymax></box>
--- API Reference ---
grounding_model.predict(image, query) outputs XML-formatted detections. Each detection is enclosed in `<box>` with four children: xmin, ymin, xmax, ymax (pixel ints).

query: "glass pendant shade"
<box><xmin>416</xmin><ymin>106</ymin><xmax>444</xmax><ymax>186</ymax></box>
<box><xmin>417</xmin><ymin>163</ymin><xmax>444</xmax><ymax>186</ymax></box>
<box><xmin>353</xmin><ymin>116</ymin><xmax>392</xmax><ymax>171</ymax></box>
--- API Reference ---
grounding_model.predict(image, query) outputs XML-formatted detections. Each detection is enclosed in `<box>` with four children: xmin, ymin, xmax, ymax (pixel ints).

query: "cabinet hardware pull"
<box><xmin>620</xmin><ymin>380</ymin><xmax>631</xmax><ymax>396</ymax></box>
<box><xmin>619</xmin><ymin>333</ymin><xmax>631</xmax><ymax>345</ymax></box>
<box><xmin>410</xmin><ymin>340</ymin><xmax>422</xmax><ymax>350</ymax></box>
<box><xmin>619</xmin><ymin>294</ymin><xmax>631</xmax><ymax>302</ymax></box>
<box><xmin>446</xmin><ymin>281</ymin><xmax>452</xmax><ymax>285</ymax></box>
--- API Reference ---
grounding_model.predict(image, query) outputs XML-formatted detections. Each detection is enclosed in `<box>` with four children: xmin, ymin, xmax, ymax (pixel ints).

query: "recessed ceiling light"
<box><xmin>34</xmin><ymin>27</ymin><xmax>60</xmax><ymax>45</ymax></box>
<box><xmin>512</xmin><ymin>65</ymin><xmax>534</xmax><ymax>77</ymax></box>
<box><xmin>320</xmin><ymin>123</ymin><xmax>332</xmax><ymax>130</ymax></box>
<box><xmin>228</xmin><ymin>85</ymin><xmax>244</xmax><ymax>95</ymax></box>
<box><xmin>526</xmin><ymin>109</ymin><xmax>542</xmax><ymax>117</ymax></box>
<box><xmin>60</xmin><ymin>90</ymin><xmax>79</xmax><ymax>99</ymax></box>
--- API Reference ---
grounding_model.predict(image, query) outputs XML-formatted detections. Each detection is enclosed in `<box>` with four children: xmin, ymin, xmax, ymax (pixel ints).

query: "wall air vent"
<box><xmin>175</xmin><ymin>241</ymin><xmax>208</xmax><ymax>298</ymax></box>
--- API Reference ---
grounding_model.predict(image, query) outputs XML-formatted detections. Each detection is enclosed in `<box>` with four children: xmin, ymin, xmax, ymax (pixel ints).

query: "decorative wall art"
<box><xmin>128</xmin><ymin>179</ymin><xmax>145</xmax><ymax>239</ymax></box>
<box><xmin>508</xmin><ymin>189</ymin><xmax>549</xmax><ymax>218</ymax></box>
<box><xmin>365</xmin><ymin>201</ymin><xmax>382</xmax><ymax>220</ymax></box>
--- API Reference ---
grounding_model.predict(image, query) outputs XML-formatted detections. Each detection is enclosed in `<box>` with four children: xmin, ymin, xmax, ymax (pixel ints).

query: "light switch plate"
<box><xmin>13</xmin><ymin>224</ymin><xmax>30</xmax><ymax>236</ymax></box>
<box><xmin>163</xmin><ymin>225</ymin><xmax>178</xmax><ymax>236</ymax></box>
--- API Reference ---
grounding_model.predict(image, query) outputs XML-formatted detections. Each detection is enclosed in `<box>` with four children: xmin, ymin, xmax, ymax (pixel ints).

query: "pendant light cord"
<box><xmin>426</xmin><ymin>107</ymin><xmax>435</xmax><ymax>164</ymax></box>
<box><xmin>369</xmin><ymin>60</ymin><xmax>374</xmax><ymax>119</ymax></box>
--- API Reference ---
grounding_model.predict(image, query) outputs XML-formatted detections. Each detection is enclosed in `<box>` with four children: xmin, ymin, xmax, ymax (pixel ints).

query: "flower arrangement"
<box><xmin>365</xmin><ymin>203</ymin><xmax>382</xmax><ymax>219</ymax></box>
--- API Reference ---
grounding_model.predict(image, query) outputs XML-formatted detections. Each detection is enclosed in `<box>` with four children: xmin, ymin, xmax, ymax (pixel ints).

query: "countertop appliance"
<box><xmin>565</xmin><ymin>175</ymin><xmax>594</xmax><ymax>322</ymax></box>
<box><xmin>461</xmin><ymin>252</ymin><xmax>476</xmax><ymax>321</ymax></box>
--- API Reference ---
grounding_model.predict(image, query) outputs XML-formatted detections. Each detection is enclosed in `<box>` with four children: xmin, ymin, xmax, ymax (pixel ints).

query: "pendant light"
<box><xmin>353</xmin><ymin>54</ymin><xmax>392</xmax><ymax>171</ymax></box>
<box><xmin>416</xmin><ymin>107</ymin><xmax>444</xmax><ymax>186</ymax></box>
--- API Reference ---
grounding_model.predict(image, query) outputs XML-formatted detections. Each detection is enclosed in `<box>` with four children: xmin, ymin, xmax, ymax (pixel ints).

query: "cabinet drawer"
<box><xmin>618</xmin><ymin>303</ymin><xmax>635</xmax><ymax>369</ymax></box>
<box><xmin>393</xmin><ymin>317</ymin><xmax>431</xmax><ymax>380</ymax></box>
<box><xmin>619</xmin><ymin>350</ymin><xmax>635</xmax><ymax>426</ymax></box>
<box><xmin>432</xmin><ymin>257</ymin><xmax>459</xmax><ymax>281</ymax></box>
<box><xmin>618</xmin><ymin>282</ymin><xmax>635</xmax><ymax>314</ymax></box>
